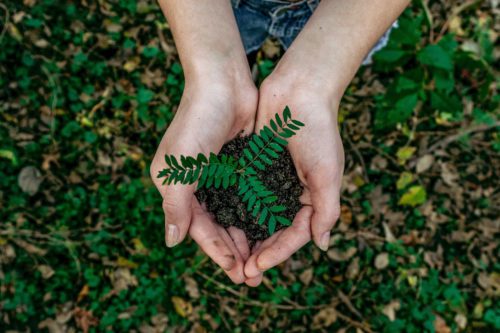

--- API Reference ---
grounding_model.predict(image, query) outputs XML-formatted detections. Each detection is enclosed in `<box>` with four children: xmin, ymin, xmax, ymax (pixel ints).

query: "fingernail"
<box><xmin>319</xmin><ymin>232</ymin><xmax>330</xmax><ymax>251</ymax></box>
<box><xmin>165</xmin><ymin>224</ymin><xmax>179</xmax><ymax>248</ymax></box>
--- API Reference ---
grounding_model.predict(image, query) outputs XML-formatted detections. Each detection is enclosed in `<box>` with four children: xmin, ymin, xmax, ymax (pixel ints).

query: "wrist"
<box><xmin>269</xmin><ymin>55</ymin><xmax>346</xmax><ymax>106</ymax></box>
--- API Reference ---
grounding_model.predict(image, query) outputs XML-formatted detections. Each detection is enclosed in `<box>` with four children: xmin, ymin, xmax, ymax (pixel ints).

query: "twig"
<box><xmin>196</xmin><ymin>271</ymin><xmax>328</xmax><ymax>311</ymax></box>
<box><xmin>426</xmin><ymin>121</ymin><xmax>500</xmax><ymax>154</ymax></box>
<box><xmin>343</xmin><ymin>124</ymin><xmax>370</xmax><ymax>183</ymax></box>
<box><xmin>0</xmin><ymin>2</ymin><xmax>9</xmax><ymax>44</ymax></box>
<box><xmin>437</xmin><ymin>0</ymin><xmax>483</xmax><ymax>41</ymax></box>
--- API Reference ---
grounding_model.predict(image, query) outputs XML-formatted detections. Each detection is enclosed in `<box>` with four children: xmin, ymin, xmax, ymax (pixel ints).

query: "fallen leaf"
<box><xmin>184</xmin><ymin>276</ymin><xmax>200</xmax><ymax>299</ymax></box>
<box><xmin>396</xmin><ymin>146</ymin><xmax>416</xmax><ymax>165</ymax></box>
<box><xmin>416</xmin><ymin>154</ymin><xmax>434</xmax><ymax>173</ymax></box>
<box><xmin>396</xmin><ymin>171</ymin><xmax>414</xmax><ymax>189</ymax></box>
<box><xmin>117</xmin><ymin>256</ymin><xmax>139</xmax><ymax>269</ymax></box>
<box><xmin>454</xmin><ymin>313</ymin><xmax>467</xmax><ymax>330</ymax></box>
<box><xmin>299</xmin><ymin>268</ymin><xmax>314</xmax><ymax>286</ymax></box>
<box><xmin>399</xmin><ymin>185</ymin><xmax>427</xmax><ymax>207</ymax></box>
<box><xmin>327</xmin><ymin>247</ymin><xmax>357</xmax><ymax>262</ymax></box>
<box><xmin>434</xmin><ymin>314</ymin><xmax>451</xmax><ymax>333</ymax></box>
<box><xmin>375</xmin><ymin>253</ymin><xmax>390</xmax><ymax>270</ymax></box>
<box><xmin>77</xmin><ymin>285</ymin><xmax>90</xmax><ymax>302</ymax></box>
<box><xmin>312</xmin><ymin>307</ymin><xmax>337</xmax><ymax>329</ymax></box>
<box><xmin>18</xmin><ymin>166</ymin><xmax>43</xmax><ymax>195</ymax></box>
<box><xmin>171</xmin><ymin>296</ymin><xmax>192</xmax><ymax>318</ymax></box>
<box><xmin>38</xmin><ymin>265</ymin><xmax>55</xmax><ymax>279</ymax></box>
<box><xmin>382</xmin><ymin>300</ymin><xmax>401</xmax><ymax>321</ymax></box>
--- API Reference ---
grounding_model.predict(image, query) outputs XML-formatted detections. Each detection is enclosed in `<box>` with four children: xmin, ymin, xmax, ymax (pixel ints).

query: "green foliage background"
<box><xmin>0</xmin><ymin>0</ymin><xmax>498</xmax><ymax>332</ymax></box>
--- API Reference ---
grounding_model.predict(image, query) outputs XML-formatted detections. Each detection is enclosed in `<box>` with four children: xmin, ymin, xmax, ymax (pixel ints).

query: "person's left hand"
<box><xmin>243</xmin><ymin>71</ymin><xmax>345</xmax><ymax>286</ymax></box>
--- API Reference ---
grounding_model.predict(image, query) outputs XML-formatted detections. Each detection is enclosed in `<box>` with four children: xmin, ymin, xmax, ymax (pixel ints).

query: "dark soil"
<box><xmin>195</xmin><ymin>136</ymin><xmax>302</xmax><ymax>242</ymax></box>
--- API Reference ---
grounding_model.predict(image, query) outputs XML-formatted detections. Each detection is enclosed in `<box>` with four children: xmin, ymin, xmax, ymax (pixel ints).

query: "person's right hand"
<box><xmin>150</xmin><ymin>76</ymin><xmax>260</xmax><ymax>284</ymax></box>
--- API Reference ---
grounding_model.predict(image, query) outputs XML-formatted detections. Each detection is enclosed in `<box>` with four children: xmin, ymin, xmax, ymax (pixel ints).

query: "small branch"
<box><xmin>426</xmin><ymin>121</ymin><xmax>500</xmax><ymax>154</ymax></box>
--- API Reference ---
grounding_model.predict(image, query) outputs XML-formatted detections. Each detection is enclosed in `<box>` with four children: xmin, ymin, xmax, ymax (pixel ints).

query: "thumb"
<box><xmin>309</xmin><ymin>173</ymin><xmax>341</xmax><ymax>251</ymax></box>
<box><xmin>160</xmin><ymin>183</ymin><xmax>194</xmax><ymax>247</ymax></box>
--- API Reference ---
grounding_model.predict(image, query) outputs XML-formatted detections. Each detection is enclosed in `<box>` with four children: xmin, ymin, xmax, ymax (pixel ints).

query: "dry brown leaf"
<box><xmin>312</xmin><ymin>307</ymin><xmax>337</xmax><ymax>329</ymax></box>
<box><xmin>18</xmin><ymin>166</ymin><xmax>43</xmax><ymax>195</ymax></box>
<box><xmin>346</xmin><ymin>257</ymin><xmax>360</xmax><ymax>280</ymax></box>
<box><xmin>327</xmin><ymin>247</ymin><xmax>357</xmax><ymax>262</ymax></box>
<box><xmin>382</xmin><ymin>300</ymin><xmax>401</xmax><ymax>321</ymax></box>
<box><xmin>434</xmin><ymin>315</ymin><xmax>451</xmax><ymax>333</ymax></box>
<box><xmin>416</xmin><ymin>154</ymin><xmax>434</xmax><ymax>173</ymax></box>
<box><xmin>38</xmin><ymin>265</ymin><xmax>55</xmax><ymax>279</ymax></box>
<box><xmin>375</xmin><ymin>253</ymin><xmax>390</xmax><ymax>270</ymax></box>
<box><xmin>171</xmin><ymin>296</ymin><xmax>192</xmax><ymax>318</ymax></box>
<box><xmin>299</xmin><ymin>268</ymin><xmax>314</xmax><ymax>286</ymax></box>
<box><xmin>184</xmin><ymin>276</ymin><xmax>200</xmax><ymax>299</ymax></box>
<box><xmin>77</xmin><ymin>284</ymin><xmax>90</xmax><ymax>302</ymax></box>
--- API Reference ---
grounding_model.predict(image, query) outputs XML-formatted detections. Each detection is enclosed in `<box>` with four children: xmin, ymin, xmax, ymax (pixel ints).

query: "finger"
<box><xmin>244</xmin><ymin>207</ymin><xmax>313</xmax><ymax>278</ymax></box>
<box><xmin>227</xmin><ymin>227</ymin><xmax>250</xmax><ymax>261</ymax></box>
<box><xmin>215</xmin><ymin>225</ymin><xmax>246</xmax><ymax>284</ymax></box>
<box><xmin>244</xmin><ymin>230</ymin><xmax>285</xmax><ymax>278</ymax></box>
<box><xmin>161</xmin><ymin>184</ymin><xmax>194</xmax><ymax>247</ymax></box>
<box><xmin>189</xmin><ymin>201</ymin><xmax>237</xmax><ymax>272</ymax></box>
<box><xmin>309</xmin><ymin>173</ymin><xmax>341</xmax><ymax>251</ymax></box>
<box><xmin>245</xmin><ymin>274</ymin><xmax>263</xmax><ymax>287</ymax></box>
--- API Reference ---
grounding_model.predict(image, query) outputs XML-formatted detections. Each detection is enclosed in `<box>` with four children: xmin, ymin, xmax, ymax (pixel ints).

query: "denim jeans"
<box><xmin>231</xmin><ymin>0</ymin><xmax>397</xmax><ymax>65</ymax></box>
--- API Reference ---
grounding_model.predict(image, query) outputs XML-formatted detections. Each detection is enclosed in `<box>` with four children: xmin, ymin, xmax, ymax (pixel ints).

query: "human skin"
<box><xmin>243</xmin><ymin>0</ymin><xmax>410</xmax><ymax>283</ymax></box>
<box><xmin>151</xmin><ymin>0</ymin><xmax>410</xmax><ymax>287</ymax></box>
<box><xmin>151</xmin><ymin>0</ymin><xmax>260</xmax><ymax>284</ymax></box>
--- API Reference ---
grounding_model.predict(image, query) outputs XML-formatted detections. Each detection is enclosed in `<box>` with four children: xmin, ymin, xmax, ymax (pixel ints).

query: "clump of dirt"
<box><xmin>195</xmin><ymin>136</ymin><xmax>303</xmax><ymax>242</ymax></box>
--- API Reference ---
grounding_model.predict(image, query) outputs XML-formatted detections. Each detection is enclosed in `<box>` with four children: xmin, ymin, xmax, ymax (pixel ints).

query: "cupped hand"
<box><xmin>150</xmin><ymin>78</ymin><xmax>261</xmax><ymax>284</ymax></box>
<box><xmin>244</xmin><ymin>75</ymin><xmax>345</xmax><ymax>284</ymax></box>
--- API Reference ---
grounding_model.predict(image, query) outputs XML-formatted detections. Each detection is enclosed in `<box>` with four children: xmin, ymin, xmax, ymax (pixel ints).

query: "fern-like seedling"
<box><xmin>157</xmin><ymin>106</ymin><xmax>305</xmax><ymax>235</ymax></box>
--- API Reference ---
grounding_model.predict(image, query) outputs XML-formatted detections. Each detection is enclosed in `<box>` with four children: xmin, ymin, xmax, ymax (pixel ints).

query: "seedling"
<box><xmin>157</xmin><ymin>106</ymin><xmax>304</xmax><ymax>235</ymax></box>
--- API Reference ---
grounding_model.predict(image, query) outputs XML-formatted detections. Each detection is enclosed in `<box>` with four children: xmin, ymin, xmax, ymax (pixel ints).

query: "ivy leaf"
<box><xmin>417</xmin><ymin>44</ymin><xmax>453</xmax><ymax>70</ymax></box>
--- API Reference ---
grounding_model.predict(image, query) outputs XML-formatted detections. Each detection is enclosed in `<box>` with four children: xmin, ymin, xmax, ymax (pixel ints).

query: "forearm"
<box><xmin>158</xmin><ymin>0</ymin><xmax>251</xmax><ymax>84</ymax></box>
<box><xmin>273</xmin><ymin>0</ymin><xmax>410</xmax><ymax>100</ymax></box>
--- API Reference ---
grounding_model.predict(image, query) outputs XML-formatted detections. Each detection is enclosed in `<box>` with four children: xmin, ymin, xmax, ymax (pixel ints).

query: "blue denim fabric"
<box><xmin>231</xmin><ymin>0</ymin><xmax>397</xmax><ymax>65</ymax></box>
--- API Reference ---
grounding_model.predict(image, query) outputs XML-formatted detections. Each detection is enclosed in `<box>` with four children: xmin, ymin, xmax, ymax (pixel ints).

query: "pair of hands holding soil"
<box><xmin>150</xmin><ymin>65</ymin><xmax>344</xmax><ymax>287</ymax></box>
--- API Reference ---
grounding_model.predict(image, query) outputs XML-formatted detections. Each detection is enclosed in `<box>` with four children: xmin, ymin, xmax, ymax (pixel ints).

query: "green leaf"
<box><xmin>262</xmin><ymin>196</ymin><xmax>277</xmax><ymax>204</ymax></box>
<box><xmin>252</xmin><ymin>200</ymin><xmax>261</xmax><ymax>217</ymax></box>
<box><xmin>417</xmin><ymin>44</ymin><xmax>453</xmax><ymax>70</ymax></box>
<box><xmin>258</xmin><ymin>208</ymin><xmax>268</xmax><ymax>225</ymax></box>
<box><xmin>243</xmin><ymin>148</ymin><xmax>253</xmax><ymax>161</ymax></box>
<box><xmin>222</xmin><ymin>175</ymin><xmax>230</xmax><ymax>189</ymax></box>
<box><xmin>197</xmin><ymin>153</ymin><xmax>208</xmax><ymax>164</ymax></box>
<box><xmin>171</xmin><ymin>156</ymin><xmax>182</xmax><ymax>169</ymax></box>
<box><xmin>208</xmin><ymin>164</ymin><xmax>217</xmax><ymax>177</ymax></box>
<box><xmin>248</xmin><ymin>195</ymin><xmax>256</xmax><ymax>212</ymax></box>
<box><xmin>276</xmin><ymin>216</ymin><xmax>291</xmax><ymax>226</ymax></box>
<box><xmin>398</xmin><ymin>185</ymin><xmax>427</xmax><ymax>207</ymax></box>
<box><xmin>254</xmin><ymin>160</ymin><xmax>265</xmax><ymax>171</ymax></box>
<box><xmin>137</xmin><ymin>88</ymin><xmax>154</xmax><ymax>104</ymax></box>
<box><xmin>279</xmin><ymin>128</ymin><xmax>295</xmax><ymax>138</ymax></box>
<box><xmin>268</xmin><ymin>216</ymin><xmax>277</xmax><ymax>234</ymax></box>
<box><xmin>259</xmin><ymin>154</ymin><xmax>272</xmax><ymax>165</ymax></box>
<box><xmin>275</xmin><ymin>113</ymin><xmax>283</xmax><ymax>128</ymax></box>
<box><xmin>291</xmin><ymin>119</ymin><xmax>305</xmax><ymax>127</ymax></box>
<box><xmin>197</xmin><ymin>167</ymin><xmax>209</xmax><ymax>189</ymax></box>
<box><xmin>264</xmin><ymin>148</ymin><xmax>279</xmax><ymax>159</ymax></box>
<box><xmin>269</xmin><ymin>142</ymin><xmax>284</xmax><ymax>152</ymax></box>
<box><xmin>214</xmin><ymin>176</ymin><xmax>222</xmax><ymax>189</ymax></box>
<box><xmin>270</xmin><ymin>119</ymin><xmax>278</xmax><ymax>132</ymax></box>
<box><xmin>283</xmin><ymin>106</ymin><xmax>291</xmax><ymax>122</ymax></box>
<box><xmin>253</xmin><ymin>135</ymin><xmax>264</xmax><ymax>148</ymax></box>
<box><xmin>249</xmin><ymin>141</ymin><xmax>259</xmax><ymax>154</ymax></box>
<box><xmin>270</xmin><ymin>205</ymin><xmax>286</xmax><ymax>213</ymax></box>
<box><xmin>230</xmin><ymin>174</ymin><xmax>237</xmax><ymax>186</ymax></box>
<box><xmin>273</xmin><ymin>136</ymin><xmax>288</xmax><ymax>146</ymax></box>
<box><xmin>164</xmin><ymin>155</ymin><xmax>172</xmax><ymax>167</ymax></box>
